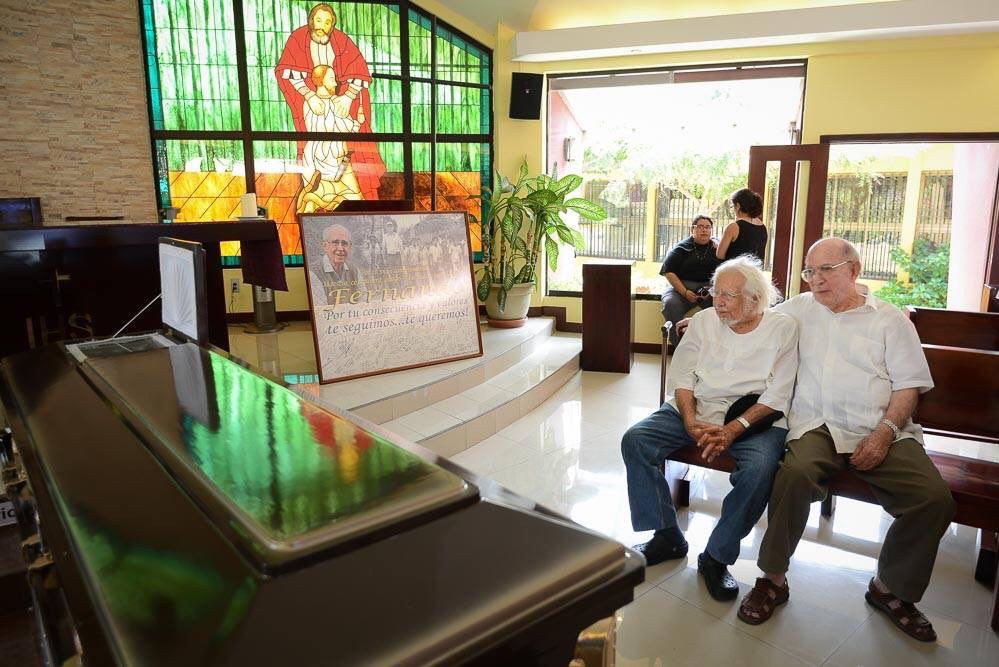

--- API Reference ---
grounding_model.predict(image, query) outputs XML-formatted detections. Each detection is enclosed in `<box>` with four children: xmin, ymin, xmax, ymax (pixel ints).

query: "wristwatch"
<box><xmin>735</xmin><ymin>416</ymin><xmax>751</xmax><ymax>430</ymax></box>
<box><xmin>880</xmin><ymin>418</ymin><xmax>901</xmax><ymax>440</ymax></box>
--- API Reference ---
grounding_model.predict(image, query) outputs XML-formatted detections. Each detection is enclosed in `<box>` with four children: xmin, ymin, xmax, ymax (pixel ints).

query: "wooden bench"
<box><xmin>658</xmin><ymin>322</ymin><xmax>999</xmax><ymax>631</ymax></box>
<box><xmin>905</xmin><ymin>306</ymin><xmax>999</xmax><ymax>351</ymax></box>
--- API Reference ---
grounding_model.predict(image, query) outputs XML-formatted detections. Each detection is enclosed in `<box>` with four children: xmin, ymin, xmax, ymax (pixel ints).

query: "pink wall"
<box><xmin>547</xmin><ymin>92</ymin><xmax>584</xmax><ymax>176</ymax></box>
<box><xmin>948</xmin><ymin>143</ymin><xmax>999</xmax><ymax>311</ymax></box>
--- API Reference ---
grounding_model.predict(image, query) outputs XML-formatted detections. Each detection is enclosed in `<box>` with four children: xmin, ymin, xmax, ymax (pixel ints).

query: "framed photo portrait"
<box><xmin>300</xmin><ymin>211</ymin><xmax>483</xmax><ymax>383</ymax></box>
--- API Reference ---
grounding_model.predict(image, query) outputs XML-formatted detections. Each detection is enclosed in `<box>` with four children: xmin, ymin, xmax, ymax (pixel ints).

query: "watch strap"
<box><xmin>880</xmin><ymin>418</ymin><xmax>901</xmax><ymax>440</ymax></box>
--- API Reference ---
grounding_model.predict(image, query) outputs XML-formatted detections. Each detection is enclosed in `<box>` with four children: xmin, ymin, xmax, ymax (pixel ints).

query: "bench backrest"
<box><xmin>918</xmin><ymin>344</ymin><xmax>999</xmax><ymax>443</ymax></box>
<box><xmin>906</xmin><ymin>306</ymin><xmax>999</xmax><ymax>351</ymax></box>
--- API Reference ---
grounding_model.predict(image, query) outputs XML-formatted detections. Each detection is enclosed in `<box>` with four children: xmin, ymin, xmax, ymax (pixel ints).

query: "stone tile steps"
<box><xmin>302</xmin><ymin>317</ymin><xmax>557</xmax><ymax>423</ymax></box>
<box><xmin>381</xmin><ymin>334</ymin><xmax>582</xmax><ymax>458</ymax></box>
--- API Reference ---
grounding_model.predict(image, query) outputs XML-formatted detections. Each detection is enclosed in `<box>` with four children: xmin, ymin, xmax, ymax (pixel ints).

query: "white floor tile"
<box><xmin>823</xmin><ymin>607</ymin><xmax>999</xmax><ymax>666</ymax></box>
<box><xmin>615</xmin><ymin>588</ymin><xmax>809</xmax><ymax>666</ymax></box>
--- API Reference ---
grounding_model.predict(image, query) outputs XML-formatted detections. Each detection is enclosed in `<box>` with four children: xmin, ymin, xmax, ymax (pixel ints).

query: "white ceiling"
<box><xmin>432</xmin><ymin>1</ymin><xmax>907</xmax><ymax>33</ymax></box>
<box><xmin>428</xmin><ymin>1</ymin><xmax>999</xmax><ymax>61</ymax></box>
<box><xmin>512</xmin><ymin>0</ymin><xmax>999</xmax><ymax>62</ymax></box>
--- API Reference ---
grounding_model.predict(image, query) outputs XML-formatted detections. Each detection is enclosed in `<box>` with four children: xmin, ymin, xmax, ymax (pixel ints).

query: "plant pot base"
<box><xmin>487</xmin><ymin>317</ymin><xmax>527</xmax><ymax>329</ymax></box>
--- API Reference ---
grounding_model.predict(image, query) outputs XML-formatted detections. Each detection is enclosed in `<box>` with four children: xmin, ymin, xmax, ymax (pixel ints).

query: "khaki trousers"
<box><xmin>757</xmin><ymin>425</ymin><xmax>956</xmax><ymax>602</ymax></box>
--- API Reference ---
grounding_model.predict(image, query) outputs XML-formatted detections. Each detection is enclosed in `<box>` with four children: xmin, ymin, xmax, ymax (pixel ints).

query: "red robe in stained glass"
<box><xmin>275</xmin><ymin>26</ymin><xmax>386</xmax><ymax>200</ymax></box>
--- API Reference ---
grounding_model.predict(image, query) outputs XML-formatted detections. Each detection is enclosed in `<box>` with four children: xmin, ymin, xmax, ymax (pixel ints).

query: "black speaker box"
<box><xmin>509</xmin><ymin>72</ymin><xmax>543</xmax><ymax>120</ymax></box>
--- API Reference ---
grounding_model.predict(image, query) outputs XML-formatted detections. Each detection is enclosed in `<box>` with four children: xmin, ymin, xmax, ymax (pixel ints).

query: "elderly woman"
<box><xmin>622</xmin><ymin>256</ymin><xmax>798</xmax><ymax>602</ymax></box>
<box><xmin>660</xmin><ymin>215</ymin><xmax>722</xmax><ymax>345</ymax></box>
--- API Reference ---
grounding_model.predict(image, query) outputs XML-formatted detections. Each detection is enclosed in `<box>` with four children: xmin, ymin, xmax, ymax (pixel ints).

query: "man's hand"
<box><xmin>699</xmin><ymin>423</ymin><xmax>741</xmax><ymax>463</ymax></box>
<box><xmin>331</xmin><ymin>95</ymin><xmax>353</xmax><ymax>118</ymax></box>
<box><xmin>850</xmin><ymin>428</ymin><xmax>893</xmax><ymax>470</ymax></box>
<box><xmin>684</xmin><ymin>419</ymin><xmax>720</xmax><ymax>443</ymax></box>
<box><xmin>683</xmin><ymin>289</ymin><xmax>699</xmax><ymax>304</ymax></box>
<box><xmin>676</xmin><ymin>317</ymin><xmax>692</xmax><ymax>336</ymax></box>
<box><xmin>307</xmin><ymin>94</ymin><xmax>326</xmax><ymax>116</ymax></box>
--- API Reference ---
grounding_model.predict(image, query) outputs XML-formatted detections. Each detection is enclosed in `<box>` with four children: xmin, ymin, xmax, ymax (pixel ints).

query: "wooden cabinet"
<box><xmin>581</xmin><ymin>264</ymin><xmax>634</xmax><ymax>372</ymax></box>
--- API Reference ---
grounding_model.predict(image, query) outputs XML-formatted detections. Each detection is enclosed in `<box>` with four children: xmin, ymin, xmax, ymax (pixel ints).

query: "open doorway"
<box><xmin>820</xmin><ymin>137</ymin><xmax>999</xmax><ymax>312</ymax></box>
<box><xmin>546</xmin><ymin>61</ymin><xmax>806</xmax><ymax>297</ymax></box>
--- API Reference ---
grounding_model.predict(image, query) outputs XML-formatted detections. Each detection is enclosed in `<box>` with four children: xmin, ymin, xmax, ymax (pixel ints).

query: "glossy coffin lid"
<box><xmin>80</xmin><ymin>344</ymin><xmax>476</xmax><ymax>572</ymax></box>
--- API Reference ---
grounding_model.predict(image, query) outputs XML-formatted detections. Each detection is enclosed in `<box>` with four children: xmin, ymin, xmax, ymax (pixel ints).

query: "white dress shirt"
<box><xmin>667</xmin><ymin>308</ymin><xmax>799</xmax><ymax>428</ymax></box>
<box><xmin>775</xmin><ymin>292</ymin><xmax>933</xmax><ymax>453</ymax></box>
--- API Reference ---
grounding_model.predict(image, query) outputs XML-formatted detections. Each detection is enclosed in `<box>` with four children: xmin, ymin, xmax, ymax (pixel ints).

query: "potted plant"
<box><xmin>475</xmin><ymin>163</ymin><xmax>607</xmax><ymax>327</ymax></box>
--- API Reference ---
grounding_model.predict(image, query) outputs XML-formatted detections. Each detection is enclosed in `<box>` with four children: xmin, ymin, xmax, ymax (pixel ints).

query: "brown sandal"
<box><xmin>738</xmin><ymin>577</ymin><xmax>789</xmax><ymax>625</ymax></box>
<box><xmin>864</xmin><ymin>580</ymin><xmax>937</xmax><ymax>642</ymax></box>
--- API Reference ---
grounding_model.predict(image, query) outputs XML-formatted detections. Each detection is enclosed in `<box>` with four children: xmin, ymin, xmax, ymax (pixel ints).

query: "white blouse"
<box><xmin>667</xmin><ymin>308</ymin><xmax>799</xmax><ymax>428</ymax></box>
<box><xmin>775</xmin><ymin>292</ymin><xmax>933</xmax><ymax>453</ymax></box>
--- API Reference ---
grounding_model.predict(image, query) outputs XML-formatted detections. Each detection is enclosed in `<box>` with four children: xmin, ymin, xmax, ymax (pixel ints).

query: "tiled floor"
<box><xmin>451</xmin><ymin>357</ymin><xmax>999</xmax><ymax>667</ymax></box>
<box><xmin>230</xmin><ymin>323</ymin><xmax>998</xmax><ymax>666</ymax></box>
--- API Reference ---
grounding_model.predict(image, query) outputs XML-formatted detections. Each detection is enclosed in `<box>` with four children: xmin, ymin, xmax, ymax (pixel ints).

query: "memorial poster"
<box><xmin>301</xmin><ymin>212</ymin><xmax>483</xmax><ymax>383</ymax></box>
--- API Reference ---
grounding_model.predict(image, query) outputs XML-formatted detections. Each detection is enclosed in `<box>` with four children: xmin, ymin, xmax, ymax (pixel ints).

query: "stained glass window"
<box><xmin>142</xmin><ymin>1</ymin><xmax>492</xmax><ymax>265</ymax></box>
<box><xmin>145</xmin><ymin>0</ymin><xmax>242</xmax><ymax>131</ymax></box>
<box><xmin>436</xmin><ymin>142</ymin><xmax>487</xmax><ymax>252</ymax></box>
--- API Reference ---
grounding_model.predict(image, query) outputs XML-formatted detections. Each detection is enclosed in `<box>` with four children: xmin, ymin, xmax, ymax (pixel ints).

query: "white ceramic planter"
<box><xmin>484</xmin><ymin>282</ymin><xmax>534</xmax><ymax>328</ymax></box>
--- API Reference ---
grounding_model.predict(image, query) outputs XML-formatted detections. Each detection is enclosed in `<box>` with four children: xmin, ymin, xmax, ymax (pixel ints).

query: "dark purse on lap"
<box><xmin>724</xmin><ymin>394</ymin><xmax>783</xmax><ymax>439</ymax></box>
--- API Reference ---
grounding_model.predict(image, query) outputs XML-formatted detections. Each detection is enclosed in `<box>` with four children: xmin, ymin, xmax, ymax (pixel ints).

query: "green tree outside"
<box><xmin>875</xmin><ymin>239</ymin><xmax>950</xmax><ymax>308</ymax></box>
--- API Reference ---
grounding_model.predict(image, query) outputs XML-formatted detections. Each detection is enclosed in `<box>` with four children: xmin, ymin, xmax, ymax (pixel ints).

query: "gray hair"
<box><xmin>322</xmin><ymin>224</ymin><xmax>351</xmax><ymax>242</ymax></box>
<box><xmin>712</xmin><ymin>255</ymin><xmax>781</xmax><ymax>316</ymax></box>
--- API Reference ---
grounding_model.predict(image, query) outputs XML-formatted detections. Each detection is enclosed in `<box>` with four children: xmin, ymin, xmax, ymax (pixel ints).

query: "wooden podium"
<box><xmin>581</xmin><ymin>264</ymin><xmax>634</xmax><ymax>373</ymax></box>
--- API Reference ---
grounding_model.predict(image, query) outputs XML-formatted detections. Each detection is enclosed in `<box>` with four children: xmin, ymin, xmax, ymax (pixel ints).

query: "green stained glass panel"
<box><xmin>436</xmin><ymin>85</ymin><xmax>489</xmax><ymax>135</ymax></box>
<box><xmin>435</xmin><ymin>26</ymin><xmax>489</xmax><ymax>85</ymax></box>
<box><xmin>368</xmin><ymin>79</ymin><xmax>402</xmax><ymax>132</ymax></box>
<box><xmin>435</xmin><ymin>142</ymin><xmax>486</xmax><ymax>173</ymax></box>
<box><xmin>408</xmin><ymin>10</ymin><xmax>432</xmax><ymax>78</ymax></box>
<box><xmin>149</xmin><ymin>0</ymin><xmax>241</xmax><ymax>130</ymax></box>
<box><xmin>410</xmin><ymin>82</ymin><xmax>431</xmax><ymax>133</ymax></box>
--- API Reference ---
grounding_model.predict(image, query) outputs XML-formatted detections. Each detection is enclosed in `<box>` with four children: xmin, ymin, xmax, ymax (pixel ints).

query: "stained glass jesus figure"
<box><xmin>275</xmin><ymin>3</ymin><xmax>385</xmax><ymax>210</ymax></box>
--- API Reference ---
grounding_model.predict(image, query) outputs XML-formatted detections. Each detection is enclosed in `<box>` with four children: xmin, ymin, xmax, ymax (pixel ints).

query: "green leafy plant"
<box><xmin>475</xmin><ymin>163</ymin><xmax>607</xmax><ymax>312</ymax></box>
<box><xmin>875</xmin><ymin>239</ymin><xmax>950</xmax><ymax>308</ymax></box>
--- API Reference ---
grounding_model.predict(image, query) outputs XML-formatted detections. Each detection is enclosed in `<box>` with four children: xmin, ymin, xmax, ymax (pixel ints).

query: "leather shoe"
<box><xmin>698</xmin><ymin>552</ymin><xmax>739</xmax><ymax>601</ymax></box>
<box><xmin>632</xmin><ymin>535</ymin><xmax>688</xmax><ymax>566</ymax></box>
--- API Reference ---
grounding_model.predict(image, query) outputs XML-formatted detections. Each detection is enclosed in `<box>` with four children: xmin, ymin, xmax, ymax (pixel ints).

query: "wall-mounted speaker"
<box><xmin>509</xmin><ymin>72</ymin><xmax>543</xmax><ymax>120</ymax></box>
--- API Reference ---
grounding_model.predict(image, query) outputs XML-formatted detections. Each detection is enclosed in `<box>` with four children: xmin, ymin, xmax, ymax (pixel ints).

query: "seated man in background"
<box><xmin>737</xmin><ymin>237</ymin><xmax>955</xmax><ymax>643</ymax></box>
<box><xmin>622</xmin><ymin>256</ymin><xmax>798</xmax><ymax>601</ymax></box>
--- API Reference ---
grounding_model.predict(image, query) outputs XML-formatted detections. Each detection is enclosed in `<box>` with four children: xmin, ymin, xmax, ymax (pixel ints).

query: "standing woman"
<box><xmin>717</xmin><ymin>188</ymin><xmax>767</xmax><ymax>262</ymax></box>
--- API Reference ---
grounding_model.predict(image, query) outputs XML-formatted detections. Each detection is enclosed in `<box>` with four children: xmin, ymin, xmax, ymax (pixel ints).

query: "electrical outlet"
<box><xmin>229</xmin><ymin>278</ymin><xmax>240</xmax><ymax>295</ymax></box>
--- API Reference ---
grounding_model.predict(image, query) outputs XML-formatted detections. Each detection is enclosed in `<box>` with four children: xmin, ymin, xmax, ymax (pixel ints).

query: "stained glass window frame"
<box><xmin>139</xmin><ymin>0</ymin><xmax>493</xmax><ymax>266</ymax></box>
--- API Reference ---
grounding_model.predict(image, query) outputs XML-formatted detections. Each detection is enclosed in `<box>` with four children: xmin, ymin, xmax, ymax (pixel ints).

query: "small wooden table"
<box><xmin>581</xmin><ymin>263</ymin><xmax>634</xmax><ymax>373</ymax></box>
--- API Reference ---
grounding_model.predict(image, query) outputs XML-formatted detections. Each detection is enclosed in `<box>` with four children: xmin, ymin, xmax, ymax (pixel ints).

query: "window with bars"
<box><xmin>915</xmin><ymin>171</ymin><xmax>953</xmax><ymax>246</ymax></box>
<box><xmin>141</xmin><ymin>0</ymin><xmax>492</xmax><ymax>265</ymax></box>
<box><xmin>822</xmin><ymin>173</ymin><xmax>908</xmax><ymax>280</ymax></box>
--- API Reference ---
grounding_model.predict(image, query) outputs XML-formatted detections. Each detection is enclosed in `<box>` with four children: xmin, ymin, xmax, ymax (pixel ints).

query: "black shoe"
<box><xmin>698</xmin><ymin>552</ymin><xmax>740</xmax><ymax>601</ymax></box>
<box><xmin>632</xmin><ymin>535</ymin><xmax>688</xmax><ymax>566</ymax></box>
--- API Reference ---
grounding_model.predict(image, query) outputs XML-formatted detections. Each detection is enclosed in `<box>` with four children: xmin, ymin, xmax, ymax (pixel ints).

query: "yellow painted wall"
<box><xmin>491</xmin><ymin>31</ymin><xmax>999</xmax><ymax>343</ymax></box>
<box><xmin>224</xmin><ymin>267</ymin><xmax>311</xmax><ymax>313</ymax></box>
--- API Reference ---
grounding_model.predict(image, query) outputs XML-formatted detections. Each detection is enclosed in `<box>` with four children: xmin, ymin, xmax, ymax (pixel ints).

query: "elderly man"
<box><xmin>622</xmin><ymin>256</ymin><xmax>798</xmax><ymax>601</ymax></box>
<box><xmin>737</xmin><ymin>238</ymin><xmax>955</xmax><ymax>643</ymax></box>
<box><xmin>311</xmin><ymin>224</ymin><xmax>364</xmax><ymax>306</ymax></box>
